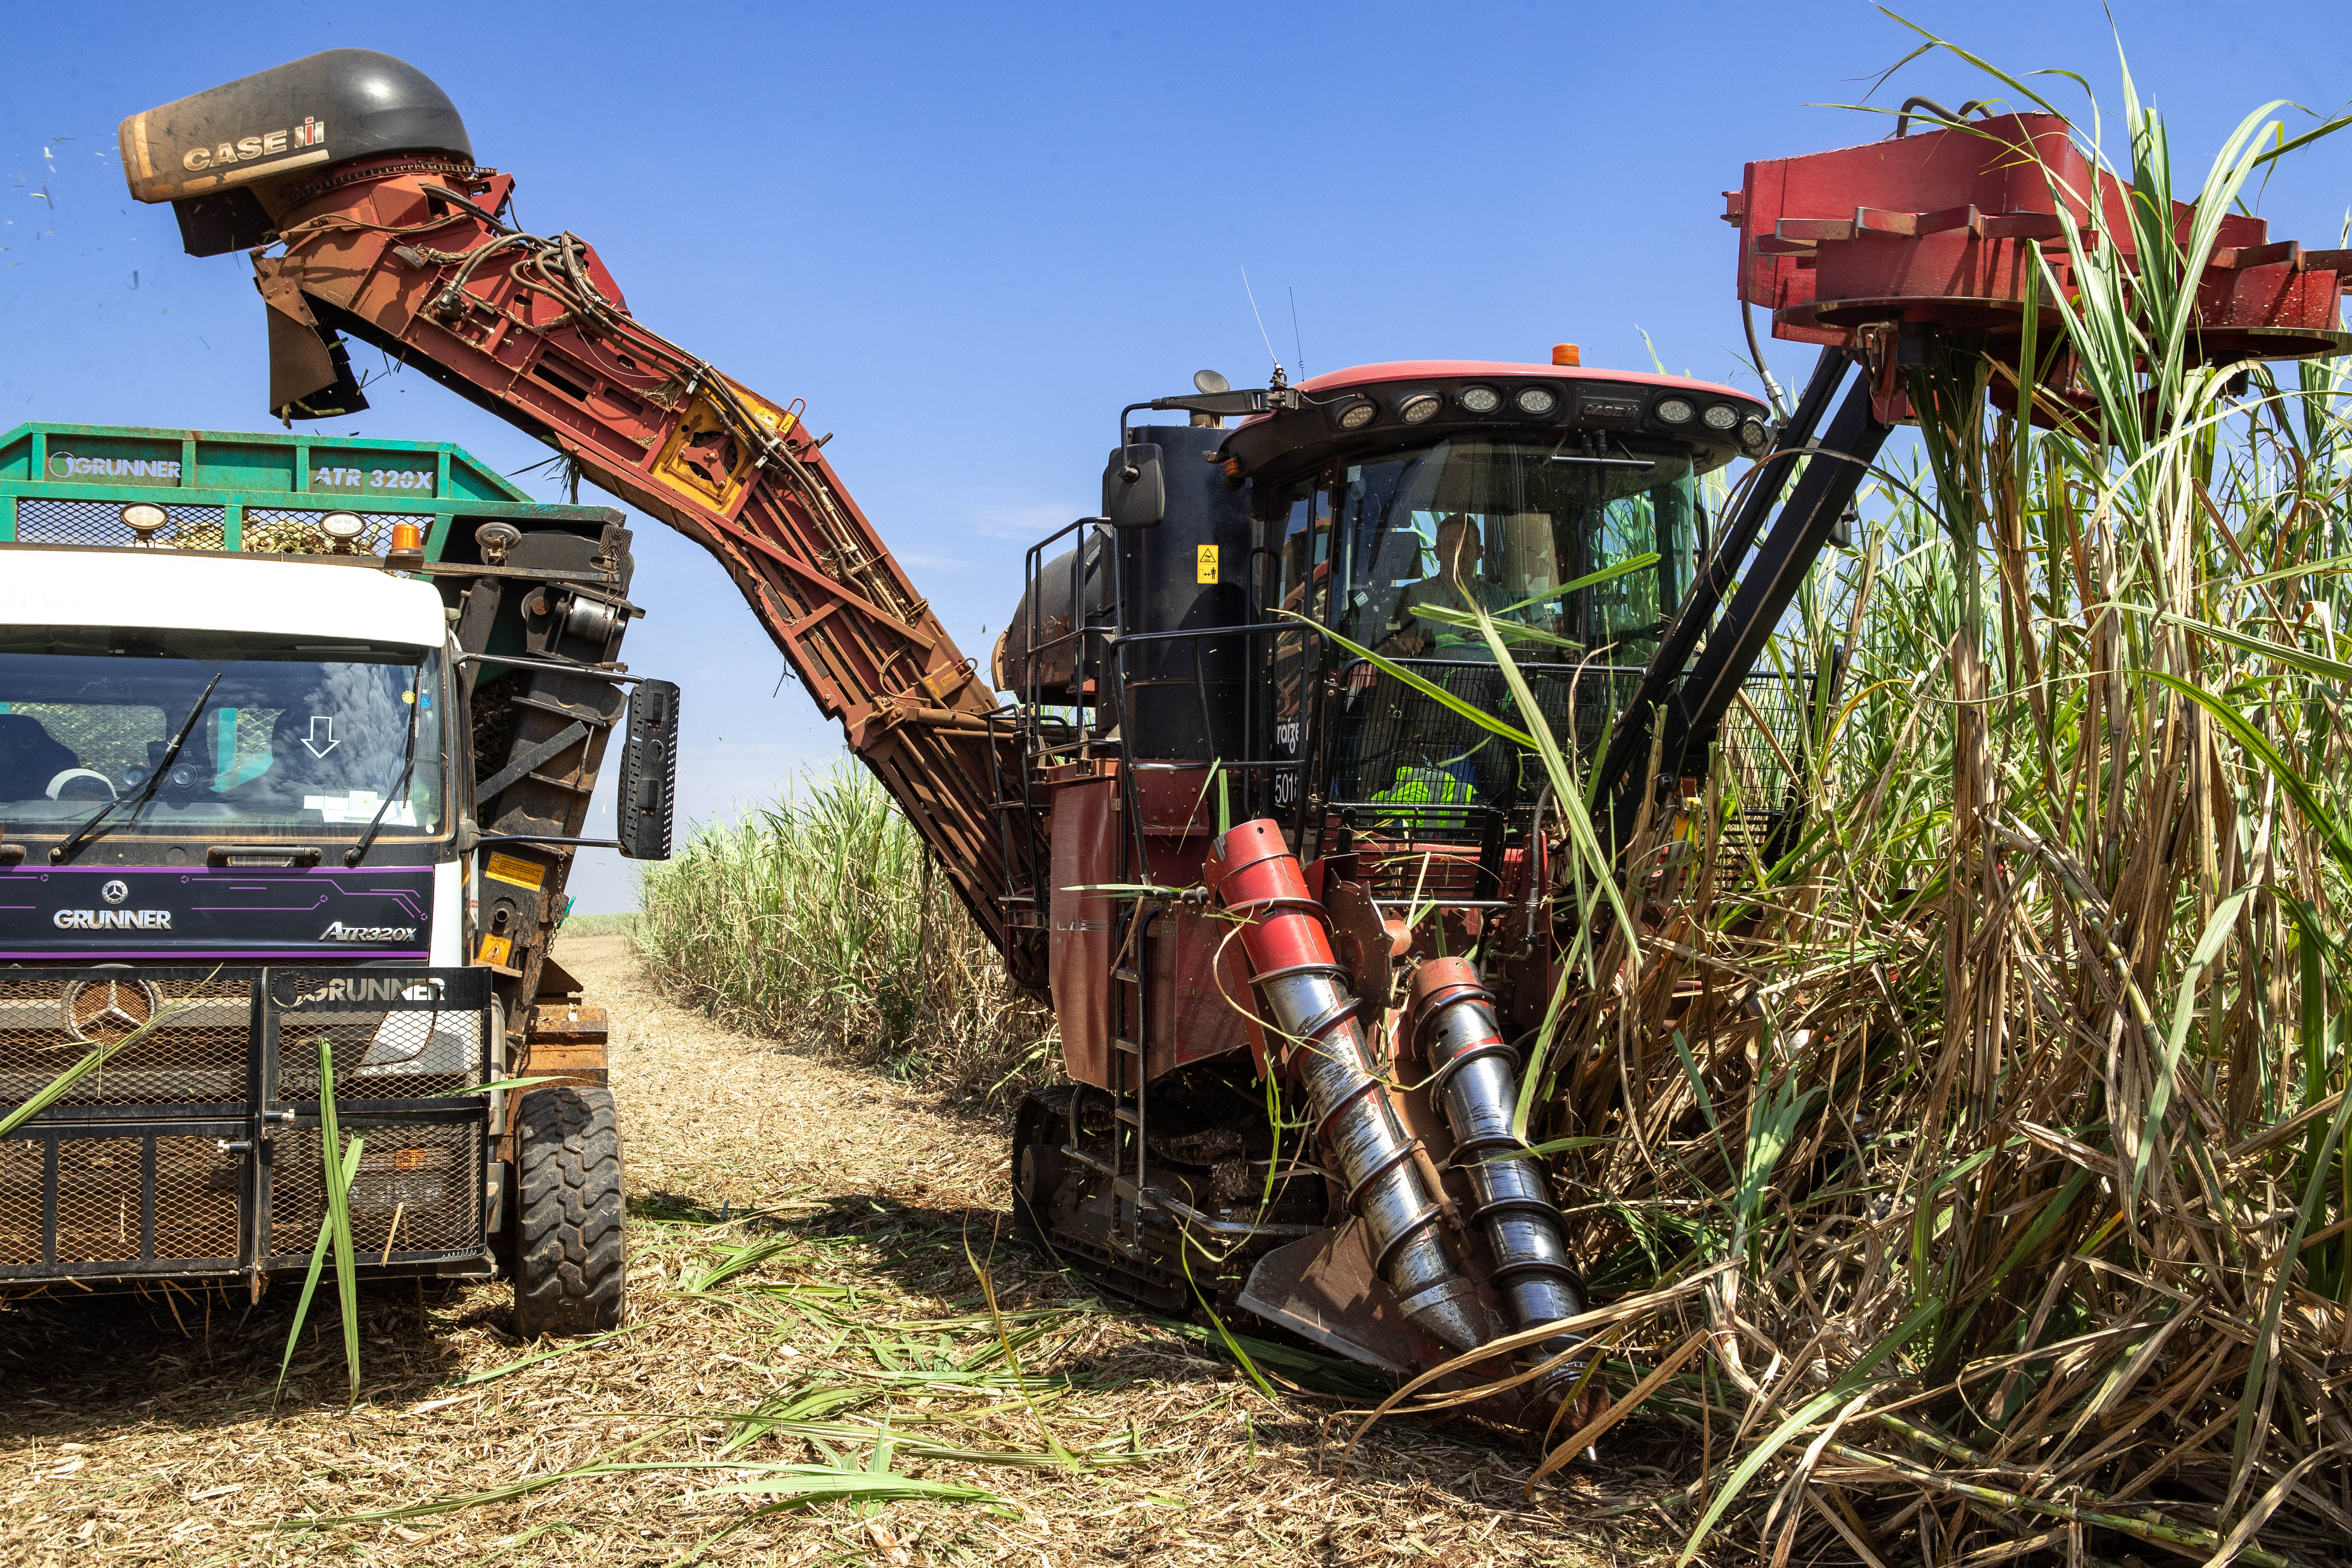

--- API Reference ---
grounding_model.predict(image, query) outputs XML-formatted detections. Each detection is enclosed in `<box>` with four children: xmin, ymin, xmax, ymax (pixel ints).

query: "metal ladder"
<box><xmin>1105</xmin><ymin>899</ymin><xmax>1161</xmax><ymax>1255</ymax></box>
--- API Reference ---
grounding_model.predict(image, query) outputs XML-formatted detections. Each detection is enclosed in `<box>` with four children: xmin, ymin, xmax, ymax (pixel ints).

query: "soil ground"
<box><xmin>0</xmin><ymin>931</ymin><xmax>1678</xmax><ymax>1565</ymax></box>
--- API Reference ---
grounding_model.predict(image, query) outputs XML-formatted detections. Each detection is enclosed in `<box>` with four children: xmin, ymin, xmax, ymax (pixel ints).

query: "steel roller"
<box><xmin>1205</xmin><ymin>821</ymin><xmax>1491</xmax><ymax>1352</ymax></box>
<box><xmin>1409</xmin><ymin>958</ymin><xmax>1586</xmax><ymax>1386</ymax></box>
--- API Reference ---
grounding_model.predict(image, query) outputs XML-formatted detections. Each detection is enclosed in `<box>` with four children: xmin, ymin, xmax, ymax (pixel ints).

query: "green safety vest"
<box><xmin>1368</xmin><ymin>766</ymin><xmax>1473</xmax><ymax>830</ymax></box>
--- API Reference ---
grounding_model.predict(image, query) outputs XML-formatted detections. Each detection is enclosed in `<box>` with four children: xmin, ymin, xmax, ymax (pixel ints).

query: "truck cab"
<box><xmin>0</xmin><ymin>424</ymin><xmax>675</xmax><ymax>1332</ymax></box>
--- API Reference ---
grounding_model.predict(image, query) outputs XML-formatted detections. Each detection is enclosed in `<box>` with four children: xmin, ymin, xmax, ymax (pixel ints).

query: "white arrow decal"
<box><xmin>302</xmin><ymin>716</ymin><xmax>340</xmax><ymax>758</ymax></box>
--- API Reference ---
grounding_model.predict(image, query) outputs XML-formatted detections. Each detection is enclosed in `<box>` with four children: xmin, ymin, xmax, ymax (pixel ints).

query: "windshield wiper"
<box><xmin>52</xmin><ymin>672</ymin><xmax>222</xmax><ymax>865</ymax></box>
<box><xmin>345</xmin><ymin>664</ymin><xmax>426</xmax><ymax>867</ymax></box>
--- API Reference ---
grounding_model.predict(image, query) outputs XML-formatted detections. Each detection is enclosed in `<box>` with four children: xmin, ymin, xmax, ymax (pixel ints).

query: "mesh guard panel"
<box><xmin>0</xmin><ymin>965</ymin><xmax>493</xmax><ymax>1281</ymax></box>
<box><xmin>9</xmin><ymin>499</ymin><xmax>228</xmax><ymax>548</ymax></box>
<box><xmin>1320</xmin><ymin>660</ymin><xmax>1812</xmax><ymax>888</ymax></box>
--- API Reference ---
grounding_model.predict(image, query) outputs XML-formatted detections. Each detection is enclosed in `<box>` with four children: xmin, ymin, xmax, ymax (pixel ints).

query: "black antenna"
<box><xmin>1240</xmin><ymin>264</ymin><xmax>1283</xmax><ymax>377</ymax></box>
<box><xmin>1288</xmin><ymin>286</ymin><xmax>1305</xmax><ymax>380</ymax></box>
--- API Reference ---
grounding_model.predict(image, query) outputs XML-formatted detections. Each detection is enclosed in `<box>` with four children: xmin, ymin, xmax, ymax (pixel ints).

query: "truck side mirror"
<box><xmin>1102</xmin><ymin>444</ymin><xmax>1165</xmax><ymax>528</ymax></box>
<box><xmin>617</xmin><ymin>679</ymin><xmax>680</xmax><ymax>860</ymax></box>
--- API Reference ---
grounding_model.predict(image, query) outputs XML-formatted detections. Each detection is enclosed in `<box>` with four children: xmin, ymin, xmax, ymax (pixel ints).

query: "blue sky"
<box><xmin>5</xmin><ymin>2</ymin><xmax>2349</xmax><ymax>910</ymax></box>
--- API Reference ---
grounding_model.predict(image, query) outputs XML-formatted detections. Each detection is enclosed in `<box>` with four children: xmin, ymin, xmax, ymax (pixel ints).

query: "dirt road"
<box><xmin>0</xmin><ymin>930</ymin><xmax>1667</xmax><ymax>1565</ymax></box>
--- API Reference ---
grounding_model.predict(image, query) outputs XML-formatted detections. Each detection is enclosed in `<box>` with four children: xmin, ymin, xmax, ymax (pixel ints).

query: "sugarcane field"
<box><xmin>9</xmin><ymin>6</ymin><xmax>2352</xmax><ymax>1565</ymax></box>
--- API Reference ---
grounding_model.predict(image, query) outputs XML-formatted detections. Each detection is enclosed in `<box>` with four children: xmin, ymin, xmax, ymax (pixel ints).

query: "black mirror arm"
<box><xmin>1117</xmin><ymin>401</ymin><xmax>1153</xmax><ymax>449</ymax></box>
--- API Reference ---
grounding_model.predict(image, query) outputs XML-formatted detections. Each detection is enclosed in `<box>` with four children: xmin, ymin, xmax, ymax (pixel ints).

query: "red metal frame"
<box><xmin>249</xmin><ymin>158</ymin><xmax>1039</xmax><ymax>977</ymax></box>
<box><xmin>1730</xmin><ymin>113</ymin><xmax>2350</xmax><ymax>420</ymax></box>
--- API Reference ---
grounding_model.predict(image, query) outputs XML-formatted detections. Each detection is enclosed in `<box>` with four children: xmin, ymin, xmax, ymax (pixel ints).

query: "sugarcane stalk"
<box><xmin>1825</xmin><ymin>1441</ymin><xmax>2293</xmax><ymax>1568</ymax></box>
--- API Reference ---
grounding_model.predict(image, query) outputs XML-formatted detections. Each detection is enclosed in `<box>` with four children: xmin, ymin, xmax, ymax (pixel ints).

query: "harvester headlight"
<box><xmin>1702</xmin><ymin>403</ymin><xmax>1740</xmax><ymax>431</ymax></box>
<box><xmin>1513</xmin><ymin>386</ymin><xmax>1559</xmax><ymax>416</ymax></box>
<box><xmin>1458</xmin><ymin>385</ymin><xmax>1501</xmax><ymax>413</ymax></box>
<box><xmin>1336</xmin><ymin>399</ymin><xmax>1378</xmax><ymax>431</ymax></box>
<box><xmin>319</xmin><ymin>511</ymin><xmax>368</xmax><ymax>545</ymax></box>
<box><xmin>1397</xmin><ymin>392</ymin><xmax>1442</xmax><ymax>424</ymax></box>
<box><xmin>1654</xmin><ymin>396</ymin><xmax>1695</xmax><ymax>425</ymax></box>
<box><xmin>119</xmin><ymin>502</ymin><xmax>169</xmax><ymax>542</ymax></box>
<box><xmin>1739</xmin><ymin>416</ymin><xmax>1771</xmax><ymax>455</ymax></box>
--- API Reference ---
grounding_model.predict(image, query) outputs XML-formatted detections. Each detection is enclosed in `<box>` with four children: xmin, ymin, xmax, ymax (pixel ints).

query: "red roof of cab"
<box><xmin>1296</xmin><ymin>360</ymin><xmax>1761</xmax><ymax>402</ymax></box>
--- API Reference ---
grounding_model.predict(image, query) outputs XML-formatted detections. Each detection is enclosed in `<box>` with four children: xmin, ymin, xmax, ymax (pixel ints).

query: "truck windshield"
<box><xmin>0</xmin><ymin>627</ymin><xmax>447</xmax><ymax>840</ymax></box>
<box><xmin>1326</xmin><ymin>438</ymin><xmax>1700</xmax><ymax>664</ymax></box>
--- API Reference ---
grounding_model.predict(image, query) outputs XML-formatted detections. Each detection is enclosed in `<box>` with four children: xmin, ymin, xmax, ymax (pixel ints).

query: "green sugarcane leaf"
<box><xmin>2196</xmin><ymin>552</ymin><xmax>2352</xmax><ymax>592</ymax></box>
<box><xmin>2141</xmin><ymin>670</ymin><xmax>2352</xmax><ymax>876</ymax></box>
<box><xmin>1407</xmin><ymin>605</ymin><xmax>1592</xmax><ymax>650</ymax></box>
<box><xmin>1273</xmin><ymin>611</ymin><xmax>1537</xmax><ymax>748</ymax></box>
<box><xmin>1494</xmin><ymin>551</ymin><xmax>1661</xmax><ymax>616</ymax></box>
<box><xmin>276</xmin><ymin>1132</ymin><xmax>365</xmax><ymax>1403</ymax></box>
<box><xmin>1676</xmin><ymin>1294</ymin><xmax>1942</xmax><ymax>1565</ymax></box>
<box><xmin>2137</xmin><ymin>889</ymin><xmax>2260</xmax><ymax>1200</ymax></box>
<box><xmin>2147</xmin><ymin>608</ymin><xmax>2352</xmax><ymax>686</ymax></box>
<box><xmin>1182</xmin><ymin>1249</ymin><xmax>1280</xmax><ymax>1404</ymax></box>
<box><xmin>0</xmin><ymin>1001</ymin><xmax>200</xmax><ymax>1138</ymax></box>
<box><xmin>317</xmin><ymin>1039</ymin><xmax>362</xmax><ymax>1406</ymax></box>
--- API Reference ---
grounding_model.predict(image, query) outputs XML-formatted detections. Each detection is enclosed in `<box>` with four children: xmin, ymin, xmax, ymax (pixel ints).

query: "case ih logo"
<box><xmin>281</xmin><ymin>975</ymin><xmax>443</xmax><ymax>1008</ymax></box>
<box><xmin>180</xmin><ymin>116</ymin><xmax>326</xmax><ymax>172</ymax></box>
<box><xmin>321</xmin><ymin>922</ymin><xmax>419</xmax><ymax>944</ymax></box>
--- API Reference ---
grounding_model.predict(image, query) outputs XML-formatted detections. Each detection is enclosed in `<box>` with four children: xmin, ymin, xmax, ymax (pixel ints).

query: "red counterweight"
<box><xmin>1729</xmin><ymin>110</ymin><xmax>2352</xmax><ymax>421</ymax></box>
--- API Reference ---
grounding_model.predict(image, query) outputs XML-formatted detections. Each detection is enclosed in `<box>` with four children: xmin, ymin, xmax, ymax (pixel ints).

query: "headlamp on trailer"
<box><xmin>319</xmin><ymin>511</ymin><xmax>368</xmax><ymax>549</ymax></box>
<box><xmin>119</xmin><ymin>502</ymin><xmax>170</xmax><ymax>544</ymax></box>
<box><xmin>1653</xmin><ymin>397</ymin><xmax>1695</xmax><ymax>426</ymax></box>
<box><xmin>1335</xmin><ymin>398</ymin><xmax>1378</xmax><ymax>431</ymax></box>
<box><xmin>1513</xmin><ymin>386</ymin><xmax>1559</xmax><ymax>416</ymax></box>
<box><xmin>1396</xmin><ymin>391</ymin><xmax>1442</xmax><ymax>425</ymax></box>
<box><xmin>1701</xmin><ymin>403</ymin><xmax>1740</xmax><ymax>432</ymax></box>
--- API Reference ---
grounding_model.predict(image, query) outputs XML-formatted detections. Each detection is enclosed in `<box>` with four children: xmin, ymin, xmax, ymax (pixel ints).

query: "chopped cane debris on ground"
<box><xmin>0</xmin><ymin>928</ymin><xmax>1675</xmax><ymax>1567</ymax></box>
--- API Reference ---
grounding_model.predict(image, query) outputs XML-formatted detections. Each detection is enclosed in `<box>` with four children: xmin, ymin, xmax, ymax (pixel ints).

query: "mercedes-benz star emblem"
<box><xmin>100</xmin><ymin>879</ymin><xmax>129</xmax><ymax>905</ymax></box>
<box><xmin>62</xmin><ymin>978</ymin><xmax>159</xmax><ymax>1044</ymax></box>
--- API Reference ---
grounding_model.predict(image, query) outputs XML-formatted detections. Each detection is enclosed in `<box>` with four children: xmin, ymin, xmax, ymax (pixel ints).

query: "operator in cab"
<box><xmin>1381</xmin><ymin>514</ymin><xmax>1516</xmax><ymax>660</ymax></box>
<box><xmin>1363</xmin><ymin>513</ymin><xmax>1531</xmax><ymax>813</ymax></box>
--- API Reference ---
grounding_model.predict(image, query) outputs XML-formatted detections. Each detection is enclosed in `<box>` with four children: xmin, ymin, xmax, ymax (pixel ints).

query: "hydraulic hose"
<box><xmin>1205</xmin><ymin>820</ymin><xmax>1492</xmax><ymax>1353</ymax></box>
<box><xmin>1408</xmin><ymin>959</ymin><xmax>1586</xmax><ymax>1391</ymax></box>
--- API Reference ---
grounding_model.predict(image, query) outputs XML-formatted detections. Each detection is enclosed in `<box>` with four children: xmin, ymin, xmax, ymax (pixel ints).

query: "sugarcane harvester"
<box><xmin>125</xmin><ymin>55</ymin><xmax>2352</xmax><ymax>1416</ymax></box>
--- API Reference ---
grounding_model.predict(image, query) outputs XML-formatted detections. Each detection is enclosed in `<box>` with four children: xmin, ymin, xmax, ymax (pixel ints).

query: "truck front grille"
<box><xmin>0</xmin><ymin>966</ymin><xmax>494</xmax><ymax>1282</ymax></box>
<box><xmin>268</xmin><ymin>1122</ymin><xmax>485</xmax><ymax>1263</ymax></box>
<box><xmin>0</xmin><ymin>973</ymin><xmax>255</xmax><ymax>1108</ymax></box>
<box><xmin>4</xmin><ymin>499</ymin><xmax>418</xmax><ymax>554</ymax></box>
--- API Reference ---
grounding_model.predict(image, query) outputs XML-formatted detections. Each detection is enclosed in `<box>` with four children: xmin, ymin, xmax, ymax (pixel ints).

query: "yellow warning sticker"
<box><xmin>484</xmin><ymin>852</ymin><xmax>545</xmax><ymax>890</ymax></box>
<box><xmin>476</xmin><ymin>933</ymin><xmax>513</xmax><ymax>968</ymax></box>
<box><xmin>1196</xmin><ymin>545</ymin><xmax>1219</xmax><ymax>584</ymax></box>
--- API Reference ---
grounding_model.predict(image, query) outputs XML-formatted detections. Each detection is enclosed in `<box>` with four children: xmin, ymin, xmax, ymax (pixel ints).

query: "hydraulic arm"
<box><xmin>121</xmin><ymin>52</ymin><xmax>1046</xmax><ymax>983</ymax></box>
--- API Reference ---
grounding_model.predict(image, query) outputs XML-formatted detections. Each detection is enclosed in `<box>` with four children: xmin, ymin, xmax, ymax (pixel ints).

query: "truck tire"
<box><xmin>513</xmin><ymin>1086</ymin><xmax>626</xmax><ymax>1337</ymax></box>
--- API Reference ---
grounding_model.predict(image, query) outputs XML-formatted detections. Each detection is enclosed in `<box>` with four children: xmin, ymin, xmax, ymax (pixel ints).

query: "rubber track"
<box><xmin>514</xmin><ymin>1086</ymin><xmax>627</xmax><ymax>1336</ymax></box>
